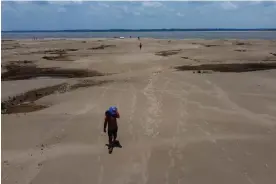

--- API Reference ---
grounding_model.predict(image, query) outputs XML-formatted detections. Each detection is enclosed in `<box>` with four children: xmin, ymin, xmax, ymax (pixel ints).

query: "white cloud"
<box><xmin>98</xmin><ymin>3</ymin><xmax>110</xmax><ymax>8</ymax></box>
<box><xmin>142</xmin><ymin>2</ymin><xmax>163</xmax><ymax>8</ymax></box>
<box><xmin>48</xmin><ymin>1</ymin><xmax>70</xmax><ymax>5</ymax></box>
<box><xmin>133</xmin><ymin>11</ymin><xmax>141</xmax><ymax>16</ymax></box>
<box><xmin>121</xmin><ymin>5</ymin><xmax>129</xmax><ymax>13</ymax></box>
<box><xmin>250</xmin><ymin>1</ymin><xmax>261</xmax><ymax>5</ymax></box>
<box><xmin>176</xmin><ymin>12</ymin><xmax>185</xmax><ymax>17</ymax></box>
<box><xmin>2</xmin><ymin>3</ymin><xmax>18</xmax><ymax>13</ymax></box>
<box><xmin>168</xmin><ymin>8</ymin><xmax>175</xmax><ymax>12</ymax></box>
<box><xmin>71</xmin><ymin>0</ymin><xmax>82</xmax><ymax>4</ymax></box>
<box><xmin>48</xmin><ymin>1</ymin><xmax>82</xmax><ymax>5</ymax></box>
<box><xmin>58</xmin><ymin>7</ymin><xmax>66</xmax><ymax>13</ymax></box>
<box><xmin>13</xmin><ymin>1</ymin><xmax>29</xmax><ymax>4</ymax></box>
<box><xmin>221</xmin><ymin>2</ymin><xmax>238</xmax><ymax>10</ymax></box>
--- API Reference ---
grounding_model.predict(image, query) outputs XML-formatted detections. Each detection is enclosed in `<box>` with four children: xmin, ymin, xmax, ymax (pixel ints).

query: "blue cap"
<box><xmin>108</xmin><ymin>106</ymin><xmax>118</xmax><ymax>116</ymax></box>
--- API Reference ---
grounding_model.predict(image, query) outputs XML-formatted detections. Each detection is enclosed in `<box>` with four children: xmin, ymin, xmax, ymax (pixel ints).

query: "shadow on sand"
<box><xmin>105</xmin><ymin>140</ymin><xmax>122</xmax><ymax>154</ymax></box>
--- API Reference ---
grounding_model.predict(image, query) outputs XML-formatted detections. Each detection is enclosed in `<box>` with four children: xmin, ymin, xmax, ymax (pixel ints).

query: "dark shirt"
<box><xmin>104</xmin><ymin>110</ymin><xmax>119</xmax><ymax>130</ymax></box>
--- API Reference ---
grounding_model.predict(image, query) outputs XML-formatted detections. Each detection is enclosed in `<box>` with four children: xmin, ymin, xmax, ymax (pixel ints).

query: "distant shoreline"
<box><xmin>3</xmin><ymin>30</ymin><xmax>276</xmax><ymax>40</ymax></box>
<box><xmin>2</xmin><ymin>29</ymin><xmax>276</xmax><ymax>33</ymax></box>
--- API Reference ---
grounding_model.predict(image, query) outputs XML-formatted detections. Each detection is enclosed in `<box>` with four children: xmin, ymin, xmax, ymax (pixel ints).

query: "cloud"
<box><xmin>168</xmin><ymin>8</ymin><xmax>175</xmax><ymax>12</ymax></box>
<box><xmin>58</xmin><ymin>7</ymin><xmax>66</xmax><ymax>13</ymax></box>
<box><xmin>71</xmin><ymin>0</ymin><xmax>82</xmax><ymax>4</ymax></box>
<box><xmin>47</xmin><ymin>1</ymin><xmax>82</xmax><ymax>5</ymax></box>
<box><xmin>120</xmin><ymin>5</ymin><xmax>129</xmax><ymax>13</ymax></box>
<box><xmin>2</xmin><ymin>1</ymin><xmax>276</xmax><ymax>30</ymax></box>
<box><xmin>220</xmin><ymin>2</ymin><xmax>238</xmax><ymax>10</ymax></box>
<box><xmin>142</xmin><ymin>2</ymin><xmax>163</xmax><ymax>8</ymax></box>
<box><xmin>12</xmin><ymin>1</ymin><xmax>30</xmax><ymax>4</ymax></box>
<box><xmin>47</xmin><ymin>1</ymin><xmax>69</xmax><ymax>5</ymax></box>
<box><xmin>176</xmin><ymin>12</ymin><xmax>185</xmax><ymax>17</ymax></box>
<box><xmin>98</xmin><ymin>3</ymin><xmax>110</xmax><ymax>8</ymax></box>
<box><xmin>133</xmin><ymin>11</ymin><xmax>141</xmax><ymax>16</ymax></box>
<box><xmin>250</xmin><ymin>1</ymin><xmax>262</xmax><ymax>5</ymax></box>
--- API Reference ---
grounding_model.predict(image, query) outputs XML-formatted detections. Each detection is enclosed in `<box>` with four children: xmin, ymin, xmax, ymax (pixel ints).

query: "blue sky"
<box><xmin>2</xmin><ymin>1</ymin><xmax>276</xmax><ymax>30</ymax></box>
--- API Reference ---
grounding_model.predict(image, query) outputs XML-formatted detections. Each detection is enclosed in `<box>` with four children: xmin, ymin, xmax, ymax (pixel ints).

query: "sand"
<box><xmin>1</xmin><ymin>38</ymin><xmax>276</xmax><ymax>184</ymax></box>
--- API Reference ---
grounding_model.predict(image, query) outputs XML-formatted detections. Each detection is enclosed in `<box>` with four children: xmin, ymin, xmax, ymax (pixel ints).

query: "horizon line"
<box><xmin>2</xmin><ymin>28</ymin><xmax>276</xmax><ymax>33</ymax></box>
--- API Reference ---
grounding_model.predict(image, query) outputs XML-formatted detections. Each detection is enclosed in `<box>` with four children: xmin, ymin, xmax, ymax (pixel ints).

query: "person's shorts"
<box><xmin>108</xmin><ymin>128</ymin><xmax>118</xmax><ymax>137</ymax></box>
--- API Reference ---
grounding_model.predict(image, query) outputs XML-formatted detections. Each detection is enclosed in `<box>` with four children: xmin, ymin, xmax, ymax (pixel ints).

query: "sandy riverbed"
<box><xmin>2</xmin><ymin>38</ymin><xmax>276</xmax><ymax>184</ymax></box>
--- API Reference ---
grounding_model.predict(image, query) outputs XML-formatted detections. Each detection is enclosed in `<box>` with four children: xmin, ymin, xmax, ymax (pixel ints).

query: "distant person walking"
<box><xmin>139</xmin><ymin>43</ymin><xmax>142</xmax><ymax>50</ymax></box>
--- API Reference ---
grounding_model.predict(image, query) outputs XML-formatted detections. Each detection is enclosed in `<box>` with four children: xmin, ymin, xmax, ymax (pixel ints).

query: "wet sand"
<box><xmin>2</xmin><ymin>38</ymin><xmax>276</xmax><ymax>184</ymax></box>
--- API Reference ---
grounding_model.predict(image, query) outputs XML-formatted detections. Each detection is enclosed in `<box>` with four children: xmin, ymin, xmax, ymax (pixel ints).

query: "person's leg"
<box><xmin>113</xmin><ymin>132</ymin><xmax>117</xmax><ymax>142</ymax></box>
<box><xmin>113</xmin><ymin>128</ymin><xmax>118</xmax><ymax>142</ymax></box>
<box><xmin>108</xmin><ymin>130</ymin><xmax>112</xmax><ymax>145</ymax></box>
<box><xmin>107</xmin><ymin>131</ymin><xmax>113</xmax><ymax>152</ymax></box>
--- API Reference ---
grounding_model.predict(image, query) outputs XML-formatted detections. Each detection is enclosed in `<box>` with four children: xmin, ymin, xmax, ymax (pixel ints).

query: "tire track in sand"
<box><xmin>205</xmin><ymin>79</ymin><xmax>276</xmax><ymax>127</ymax></box>
<box><xmin>165</xmin><ymin>77</ymin><xmax>188</xmax><ymax>183</ymax></box>
<box><xmin>142</xmin><ymin>69</ymin><xmax>162</xmax><ymax>137</ymax></box>
<box><xmin>127</xmin><ymin>83</ymin><xmax>138</xmax><ymax>141</ymax></box>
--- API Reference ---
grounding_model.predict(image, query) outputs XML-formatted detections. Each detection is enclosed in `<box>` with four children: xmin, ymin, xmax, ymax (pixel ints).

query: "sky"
<box><xmin>2</xmin><ymin>1</ymin><xmax>276</xmax><ymax>31</ymax></box>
